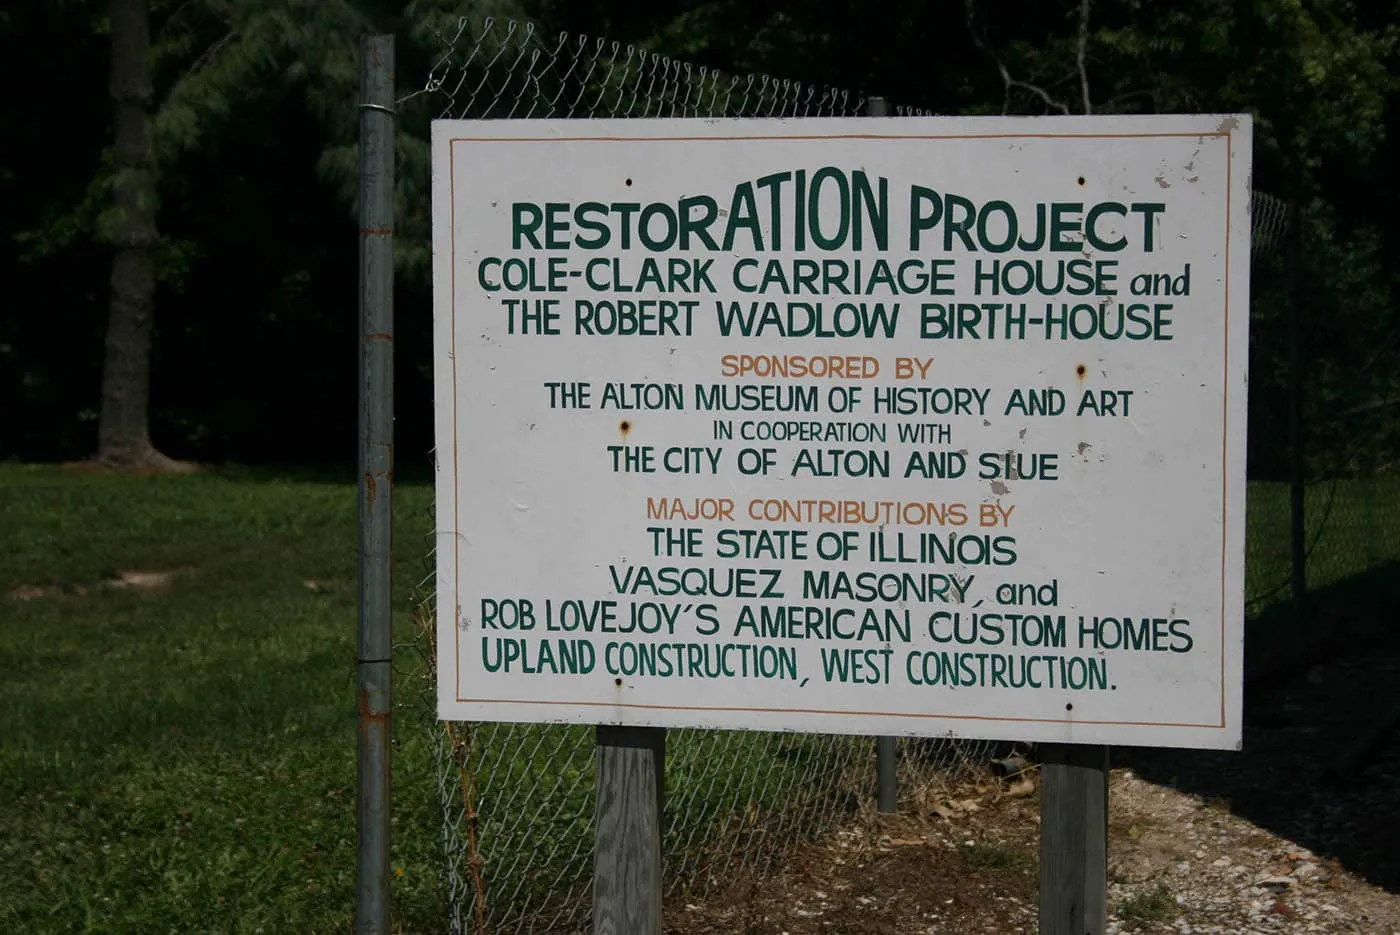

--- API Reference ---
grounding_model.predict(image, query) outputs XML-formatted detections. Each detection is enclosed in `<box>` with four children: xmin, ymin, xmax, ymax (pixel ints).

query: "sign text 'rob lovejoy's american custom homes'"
<box><xmin>431</xmin><ymin>115</ymin><xmax>1252</xmax><ymax>750</ymax></box>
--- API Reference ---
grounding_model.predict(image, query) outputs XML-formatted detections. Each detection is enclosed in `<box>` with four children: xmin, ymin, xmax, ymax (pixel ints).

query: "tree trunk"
<box><xmin>100</xmin><ymin>0</ymin><xmax>184</xmax><ymax>471</ymax></box>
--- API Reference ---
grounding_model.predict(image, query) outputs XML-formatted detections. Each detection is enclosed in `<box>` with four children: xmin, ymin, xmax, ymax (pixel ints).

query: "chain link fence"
<box><xmin>403</xmin><ymin>17</ymin><xmax>1399</xmax><ymax>934</ymax></box>
<box><xmin>415</xmin><ymin>17</ymin><xmax>865</xmax><ymax>121</ymax></box>
<box><xmin>1242</xmin><ymin>190</ymin><xmax>1400</xmax><ymax>683</ymax></box>
<box><xmin>1242</xmin><ymin>191</ymin><xmax>1297</xmax><ymax>615</ymax></box>
<box><xmin>1287</xmin><ymin>187</ymin><xmax>1400</xmax><ymax>598</ymax></box>
<box><xmin>406</xmin><ymin>18</ymin><xmax>998</xmax><ymax>935</ymax></box>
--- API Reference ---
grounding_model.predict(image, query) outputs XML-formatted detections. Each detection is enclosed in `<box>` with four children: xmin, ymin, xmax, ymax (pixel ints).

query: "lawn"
<box><xmin>0</xmin><ymin>464</ymin><xmax>443</xmax><ymax>933</ymax></box>
<box><xmin>0</xmin><ymin>464</ymin><xmax>863</xmax><ymax>934</ymax></box>
<box><xmin>1244</xmin><ymin>476</ymin><xmax>1400</xmax><ymax>611</ymax></box>
<box><xmin>1</xmin><ymin>465</ymin><xmax>1395</xmax><ymax>933</ymax></box>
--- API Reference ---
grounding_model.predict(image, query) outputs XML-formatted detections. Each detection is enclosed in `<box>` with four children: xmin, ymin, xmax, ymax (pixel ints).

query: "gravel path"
<box><xmin>671</xmin><ymin>648</ymin><xmax>1400</xmax><ymax>934</ymax></box>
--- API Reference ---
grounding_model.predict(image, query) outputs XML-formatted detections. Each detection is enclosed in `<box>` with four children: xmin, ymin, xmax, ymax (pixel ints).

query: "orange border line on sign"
<box><xmin>1220</xmin><ymin>134</ymin><xmax>1232</xmax><ymax>728</ymax></box>
<box><xmin>450</xmin><ymin>149</ymin><xmax>462</xmax><ymax>702</ymax></box>
<box><xmin>449</xmin><ymin>131</ymin><xmax>1223</xmax><ymax>143</ymax></box>
<box><xmin>447</xmin><ymin>129</ymin><xmax>1236</xmax><ymax>733</ymax></box>
<box><xmin>450</xmin><ymin>696</ymin><xmax>1221</xmax><ymax>730</ymax></box>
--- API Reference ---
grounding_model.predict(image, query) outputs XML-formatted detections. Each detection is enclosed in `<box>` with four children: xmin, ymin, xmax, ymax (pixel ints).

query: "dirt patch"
<box><xmin>107</xmin><ymin>569</ymin><xmax>178</xmax><ymax>590</ymax></box>
<box><xmin>60</xmin><ymin>453</ymin><xmax>201</xmax><ymax>476</ymax></box>
<box><xmin>672</xmin><ymin>809</ymin><xmax>1039</xmax><ymax>933</ymax></box>
<box><xmin>7</xmin><ymin>568</ymin><xmax>185</xmax><ymax>601</ymax></box>
<box><xmin>671</xmin><ymin>771</ymin><xmax>1042</xmax><ymax>934</ymax></box>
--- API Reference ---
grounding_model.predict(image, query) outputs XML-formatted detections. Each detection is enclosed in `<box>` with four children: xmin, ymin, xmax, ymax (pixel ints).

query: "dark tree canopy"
<box><xmin>1</xmin><ymin>0</ymin><xmax>1395</xmax><ymax>477</ymax></box>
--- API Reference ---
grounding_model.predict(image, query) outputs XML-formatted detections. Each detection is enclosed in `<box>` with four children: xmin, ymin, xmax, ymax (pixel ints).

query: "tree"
<box><xmin>599</xmin><ymin>0</ymin><xmax>1399</xmax><ymax>478</ymax></box>
<box><xmin>100</xmin><ymin>0</ymin><xmax>187</xmax><ymax>470</ymax></box>
<box><xmin>84</xmin><ymin>0</ymin><xmax>523</xmax><ymax>469</ymax></box>
<box><xmin>5</xmin><ymin>0</ymin><xmax>1395</xmax><ymax>471</ymax></box>
<box><xmin>84</xmin><ymin>0</ymin><xmax>402</xmax><ymax>469</ymax></box>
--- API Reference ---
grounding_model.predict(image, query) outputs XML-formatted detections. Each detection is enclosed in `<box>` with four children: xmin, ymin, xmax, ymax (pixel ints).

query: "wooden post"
<box><xmin>876</xmin><ymin>736</ymin><xmax>897</xmax><ymax>813</ymax></box>
<box><xmin>594</xmin><ymin>725</ymin><xmax>665</xmax><ymax>935</ymax></box>
<box><xmin>1039</xmin><ymin>743</ymin><xmax>1109</xmax><ymax>935</ymax></box>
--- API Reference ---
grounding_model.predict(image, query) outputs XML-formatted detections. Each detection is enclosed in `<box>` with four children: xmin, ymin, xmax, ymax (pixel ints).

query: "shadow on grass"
<box><xmin>1119</xmin><ymin>562</ymin><xmax>1400</xmax><ymax>894</ymax></box>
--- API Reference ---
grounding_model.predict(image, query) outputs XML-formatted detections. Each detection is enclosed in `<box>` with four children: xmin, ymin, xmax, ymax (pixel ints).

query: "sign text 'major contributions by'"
<box><xmin>431</xmin><ymin>116</ymin><xmax>1252</xmax><ymax>750</ymax></box>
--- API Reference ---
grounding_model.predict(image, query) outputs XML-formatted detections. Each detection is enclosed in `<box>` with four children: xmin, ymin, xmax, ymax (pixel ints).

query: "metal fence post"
<box><xmin>865</xmin><ymin>93</ymin><xmax>899</xmax><ymax>816</ymax></box>
<box><xmin>357</xmin><ymin>33</ymin><xmax>395</xmax><ymax>935</ymax></box>
<box><xmin>1286</xmin><ymin>201</ymin><xmax>1306</xmax><ymax>628</ymax></box>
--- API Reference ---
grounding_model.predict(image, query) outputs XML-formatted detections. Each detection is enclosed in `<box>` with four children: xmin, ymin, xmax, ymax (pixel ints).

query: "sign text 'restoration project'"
<box><xmin>431</xmin><ymin>115</ymin><xmax>1252</xmax><ymax>750</ymax></box>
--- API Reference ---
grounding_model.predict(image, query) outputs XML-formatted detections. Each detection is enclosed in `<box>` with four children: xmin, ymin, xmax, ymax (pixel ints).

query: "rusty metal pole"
<box><xmin>864</xmin><ymin>94</ymin><xmax>900</xmax><ymax>816</ymax></box>
<box><xmin>357</xmin><ymin>33</ymin><xmax>395</xmax><ymax>935</ymax></box>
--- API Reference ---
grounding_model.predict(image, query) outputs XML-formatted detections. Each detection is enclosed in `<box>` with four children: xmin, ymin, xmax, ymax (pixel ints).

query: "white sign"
<box><xmin>432</xmin><ymin>115</ymin><xmax>1251</xmax><ymax>750</ymax></box>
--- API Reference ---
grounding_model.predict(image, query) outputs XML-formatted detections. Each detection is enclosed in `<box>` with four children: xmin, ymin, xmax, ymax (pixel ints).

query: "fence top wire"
<box><xmin>410</xmin><ymin>18</ymin><xmax>1281</xmax><ymax>229</ymax></box>
<box><xmin>1250</xmin><ymin>190</ymin><xmax>1291</xmax><ymax>255</ymax></box>
<box><xmin>414</xmin><ymin>20</ymin><xmax>1288</xmax><ymax>222</ymax></box>
<box><xmin>408</xmin><ymin>17</ymin><xmax>872</xmax><ymax>120</ymax></box>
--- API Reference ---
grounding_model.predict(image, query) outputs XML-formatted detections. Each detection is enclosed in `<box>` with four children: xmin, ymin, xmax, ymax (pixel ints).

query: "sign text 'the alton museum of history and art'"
<box><xmin>432</xmin><ymin>114</ymin><xmax>1252</xmax><ymax>750</ymax></box>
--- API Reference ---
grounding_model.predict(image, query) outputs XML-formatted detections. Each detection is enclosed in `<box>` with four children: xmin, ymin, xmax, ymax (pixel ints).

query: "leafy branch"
<box><xmin>1078</xmin><ymin>0</ymin><xmax>1092</xmax><ymax>114</ymax></box>
<box><xmin>965</xmin><ymin>0</ymin><xmax>1094</xmax><ymax>115</ymax></box>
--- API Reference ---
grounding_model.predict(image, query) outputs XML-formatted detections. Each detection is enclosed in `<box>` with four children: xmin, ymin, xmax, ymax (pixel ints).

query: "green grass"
<box><xmin>1244</xmin><ymin>478</ymin><xmax>1400</xmax><ymax>610</ymax></box>
<box><xmin>961</xmin><ymin>840</ymin><xmax>1034</xmax><ymax>873</ymax></box>
<box><xmin>1117</xmin><ymin>881</ymin><xmax>1176</xmax><ymax>925</ymax></box>
<box><xmin>2</xmin><ymin>467</ymin><xmax>1396</xmax><ymax>932</ymax></box>
<box><xmin>0</xmin><ymin>464</ymin><xmax>863</xmax><ymax>934</ymax></box>
<box><xmin>0</xmin><ymin>464</ymin><xmax>442</xmax><ymax>933</ymax></box>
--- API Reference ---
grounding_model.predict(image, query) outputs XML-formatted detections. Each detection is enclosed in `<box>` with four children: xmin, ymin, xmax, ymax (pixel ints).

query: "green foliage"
<box><xmin>13</xmin><ymin>171</ymin><xmax>111</xmax><ymax>260</ymax></box>
<box><xmin>1118</xmin><ymin>881</ymin><xmax>1177</xmax><ymax>925</ymax></box>
<box><xmin>961</xmin><ymin>840</ymin><xmax>1035</xmax><ymax>873</ymax></box>
<box><xmin>619</xmin><ymin>0</ymin><xmax>1400</xmax><ymax>481</ymax></box>
<box><xmin>2</xmin><ymin>0</ymin><xmax>1398</xmax><ymax>468</ymax></box>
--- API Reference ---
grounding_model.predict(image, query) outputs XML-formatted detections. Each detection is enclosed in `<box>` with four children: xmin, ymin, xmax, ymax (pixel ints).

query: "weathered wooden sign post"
<box><xmin>1041</xmin><ymin>743</ymin><xmax>1109</xmax><ymax>932</ymax></box>
<box><xmin>431</xmin><ymin>114</ymin><xmax>1251</xmax><ymax>934</ymax></box>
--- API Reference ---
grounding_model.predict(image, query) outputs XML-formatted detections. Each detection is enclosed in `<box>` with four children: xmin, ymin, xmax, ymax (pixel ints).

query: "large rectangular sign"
<box><xmin>432</xmin><ymin>115</ymin><xmax>1251</xmax><ymax>749</ymax></box>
